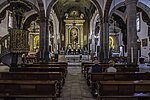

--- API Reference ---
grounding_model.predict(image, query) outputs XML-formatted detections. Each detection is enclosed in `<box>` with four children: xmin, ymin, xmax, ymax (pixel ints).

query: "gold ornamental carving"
<box><xmin>9</xmin><ymin>28</ymin><xmax>29</xmax><ymax>53</ymax></box>
<box><xmin>64</xmin><ymin>19</ymin><xmax>85</xmax><ymax>49</ymax></box>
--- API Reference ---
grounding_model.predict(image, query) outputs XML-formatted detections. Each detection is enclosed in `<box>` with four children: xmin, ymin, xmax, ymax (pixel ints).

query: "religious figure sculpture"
<box><xmin>65</xmin><ymin>13</ymin><xmax>69</xmax><ymax>19</ymax></box>
<box><xmin>70</xmin><ymin>28</ymin><xmax>78</xmax><ymax>44</ymax></box>
<box><xmin>80</xmin><ymin>13</ymin><xmax>84</xmax><ymax>19</ymax></box>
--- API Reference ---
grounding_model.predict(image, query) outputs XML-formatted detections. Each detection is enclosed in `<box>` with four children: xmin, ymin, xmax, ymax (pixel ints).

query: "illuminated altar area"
<box><xmin>64</xmin><ymin>11</ymin><xmax>85</xmax><ymax>53</ymax></box>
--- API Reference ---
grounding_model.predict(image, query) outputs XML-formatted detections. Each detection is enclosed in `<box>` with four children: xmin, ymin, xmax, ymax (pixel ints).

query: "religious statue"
<box><xmin>70</xmin><ymin>28</ymin><xmax>78</xmax><ymax>44</ymax></box>
<box><xmin>80</xmin><ymin>13</ymin><xmax>84</xmax><ymax>19</ymax></box>
<box><xmin>34</xmin><ymin>36</ymin><xmax>39</xmax><ymax>50</ymax></box>
<box><xmin>65</xmin><ymin>13</ymin><xmax>69</xmax><ymax>19</ymax></box>
<box><xmin>109</xmin><ymin>36</ymin><xmax>114</xmax><ymax>49</ymax></box>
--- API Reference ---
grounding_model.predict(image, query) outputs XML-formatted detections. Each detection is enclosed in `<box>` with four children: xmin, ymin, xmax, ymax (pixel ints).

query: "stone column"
<box><xmin>103</xmin><ymin>19</ymin><xmax>109</xmax><ymax>62</ymax></box>
<box><xmin>126</xmin><ymin>0</ymin><xmax>138</xmax><ymax>65</ymax></box>
<box><xmin>99</xmin><ymin>18</ymin><xmax>104</xmax><ymax>62</ymax></box>
<box><xmin>39</xmin><ymin>17</ymin><xmax>49</xmax><ymax>63</ymax></box>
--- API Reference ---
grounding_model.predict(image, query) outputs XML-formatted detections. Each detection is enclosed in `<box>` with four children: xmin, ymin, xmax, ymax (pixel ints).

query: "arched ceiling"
<box><xmin>139</xmin><ymin>0</ymin><xmax>150</xmax><ymax>8</ymax></box>
<box><xmin>52</xmin><ymin>0</ymin><xmax>97</xmax><ymax>20</ymax></box>
<box><xmin>58</xmin><ymin>0</ymin><xmax>91</xmax><ymax>8</ymax></box>
<box><xmin>0</xmin><ymin>0</ymin><xmax>150</xmax><ymax>20</ymax></box>
<box><xmin>109</xmin><ymin>0</ymin><xmax>150</xmax><ymax>23</ymax></box>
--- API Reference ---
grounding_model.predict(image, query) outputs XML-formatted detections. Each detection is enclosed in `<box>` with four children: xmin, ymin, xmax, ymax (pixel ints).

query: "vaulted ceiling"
<box><xmin>53</xmin><ymin>0</ymin><xmax>96</xmax><ymax>20</ymax></box>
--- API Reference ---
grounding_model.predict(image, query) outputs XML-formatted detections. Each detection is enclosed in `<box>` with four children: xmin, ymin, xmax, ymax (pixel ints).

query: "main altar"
<box><xmin>65</xmin><ymin>54</ymin><xmax>89</xmax><ymax>62</ymax></box>
<box><xmin>62</xmin><ymin>10</ymin><xmax>90</xmax><ymax>62</ymax></box>
<box><xmin>64</xmin><ymin>10</ymin><xmax>86</xmax><ymax>51</ymax></box>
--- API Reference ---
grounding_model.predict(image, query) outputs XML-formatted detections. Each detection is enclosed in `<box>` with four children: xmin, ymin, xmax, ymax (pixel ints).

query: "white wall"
<box><xmin>137</xmin><ymin>12</ymin><xmax>150</xmax><ymax>62</ymax></box>
<box><xmin>49</xmin><ymin>9</ymin><xmax>59</xmax><ymax>53</ymax></box>
<box><xmin>90</xmin><ymin>10</ymin><xmax>100</xmax><ymax>53</ymax></box>
<box><xmin>0</xmin><ymin>10</ymin><xmax>8</xmax><ymax>37</ymax></box>
<box><xmin>139</xmin><ymin>0</ymin><xmax>150</xmax><ymax>9</ymax></box>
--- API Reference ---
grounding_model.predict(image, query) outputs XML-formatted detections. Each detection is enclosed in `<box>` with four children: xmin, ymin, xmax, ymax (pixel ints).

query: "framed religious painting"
<box><xmin>142</xmin><ymin>38</ymin><xmax>148</xmax><ymax>47</ymax></box>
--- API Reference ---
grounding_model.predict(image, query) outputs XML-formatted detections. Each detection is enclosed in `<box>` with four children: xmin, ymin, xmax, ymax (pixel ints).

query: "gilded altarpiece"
<box><xmin>64</xmin><ymin>20</ymin><xmax>85</xmax><ymax>49</ymax></box>
<box><xmin>29</xmin><ymin>33</ymin><xmax>39</xmax><ymax>52</ymax></box>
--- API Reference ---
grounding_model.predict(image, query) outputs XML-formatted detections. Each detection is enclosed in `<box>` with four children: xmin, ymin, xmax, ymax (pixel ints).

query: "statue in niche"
<box><xmin>34</xmin><ymin>36</ymin><xmax>39</xmax><ymax>50</ymax></box>
<box><xmin>80</xmin><ymin>13</ymin><xmax>84</xmax><ymax>19</ymax></box>
<box><xmin>70</xmin><ymin>28</ymin><xmax>78</xmax><ymax>44</ymax></box>
<box><xmin>109</xmin><ymin>37</ymin><xmax>114</xmax><ymax>49</ymax></box>
<box><xmin>65</xmin><ymin>13</ymin><xmax>69</xmax><ymax>19</ymax></box>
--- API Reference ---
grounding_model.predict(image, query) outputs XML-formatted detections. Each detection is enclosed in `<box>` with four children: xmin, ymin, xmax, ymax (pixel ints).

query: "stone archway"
<box><xmin>46</xmin><ymin>0</ymin><xmax>103</xmax><ymax>61</ymax></box>
<box><xmin>109</xmin><ymin>1</ymin><xmax>150</xmax><ymax>24</ymax></box>
<box><xmin>46</xmin><ymin>0</ymin><xmax>103</xmax><ymax>18</ymax></box>
<box><xmin>137</xmin><ymin>2</ymin><xmax>150</xmax><ymax>25</ymax></box>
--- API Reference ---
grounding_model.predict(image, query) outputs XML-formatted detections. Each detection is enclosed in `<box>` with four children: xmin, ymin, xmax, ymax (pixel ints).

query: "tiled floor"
<box><xmin>58</xmin><ymin>66</ymin><xmax>95</xmax><ymax>100</ymax></box>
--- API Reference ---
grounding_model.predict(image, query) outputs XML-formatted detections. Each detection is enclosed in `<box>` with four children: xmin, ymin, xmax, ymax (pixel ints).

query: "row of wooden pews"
<box><xmin>97</xmin><ymin>80</ymin><xmax>150</xmax><ymax>100</ymax></box>
<box><xmin>81</xmin><ymin>62</ymin><xmax>150</xmax><ymax>100</ymax></box>
<box><xmin>82</xmin><ymin>62</ymin><xmax>139</xmax><ymax>73</ymax></box>
<box><xmin>0</xmin><ymin>80</ymin><xmax>57</xmax><ymax>100</ymax></box>
<box><xmin>0</xmin><ymin>62</ymin><xmax>68</xmax><ymax>100</ymax></box>
<box><xmin>83</xmin><ymin>63</ymin><xmax>139</xmax><ymax>79</ymax></box>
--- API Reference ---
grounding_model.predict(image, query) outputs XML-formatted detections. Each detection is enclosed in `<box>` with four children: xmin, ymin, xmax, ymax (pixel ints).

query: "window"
<box><xmin>136</xmin><ymin>12</ymin><xmax>141</xmax><ymax>32</ymax></box>
<box><xmin>8</xmin><ymin>11</ymin><xmax>13</xmax><ymax>28</ymax></box>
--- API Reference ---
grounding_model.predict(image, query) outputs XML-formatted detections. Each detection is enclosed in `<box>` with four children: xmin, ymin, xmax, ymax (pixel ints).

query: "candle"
<box><xmin>131</xmin><ymin>47</ymin><xmax>133</xmax><ymax>63</ymax></box>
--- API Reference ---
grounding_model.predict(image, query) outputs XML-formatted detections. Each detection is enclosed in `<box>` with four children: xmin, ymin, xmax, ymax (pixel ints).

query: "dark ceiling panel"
<box><xmin>53</xmin><ymin>0</ymin><xmax>96</xmax><ymax>21</ymax></box>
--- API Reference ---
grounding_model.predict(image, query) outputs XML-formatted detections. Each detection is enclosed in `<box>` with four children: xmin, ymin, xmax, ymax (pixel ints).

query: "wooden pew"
<box><xmin>81</xmin><ymin>62</ymin><xmax>93</xmax><ymax>73</ymax></box>
<box><xmin>86</xmin><ymin>65</ymin><xmax>139</xmax><ymax>80</ymax></box>
<box><xmin>88</xmin><ymin>72</ymin><xmax>150</xmax><ymax>96</ymax></box>
<box><xmin>81</xmin><ymin>62</ymin><xmax>138</xmax><ymax>76</ymax></box>
<box><xmin>10</xmin><ymin>67</ymin><xmax>66</xmax><ymax>84</ymax></box>
<box><xmin>90</xmin><ymin>72</ymin><xmax>150</xmax><ymax>82</ymax></box>
<box><xmin>82</xmin><ymin>63</ymin><xmax>138</xmax><ymax>75</ymax></box>
<box><xmin>96</xmin><ymin>80</ymin><xmax>150</xmax><ymax>100</ymax></box>
<box><xmin>23</xmin><ymin>63</ymin><xmax>68</xmax><ymax>73</ymax></box>
<box><xmin>10</xmin><ymin>67</ymin><xmax>66</xmax><ymax>75</ymax></box>
<box><xmin>30</xmin><ymin>62</ymin><xmax>68</xmax><ymax>67</ymax></box>
<box><xmin>83</xmin><ymin>63</ymin><xmax>110</xmax><ymax>77</ymax></box>
<box><xmin>0</xmin><ymin>72</ymin><xmax>63</xmax><ymax>95</ymax></box>
<box><xmin>0</xmin><ymin>80</ymin><xmax>57</xmax><ymax>100</ymax></box>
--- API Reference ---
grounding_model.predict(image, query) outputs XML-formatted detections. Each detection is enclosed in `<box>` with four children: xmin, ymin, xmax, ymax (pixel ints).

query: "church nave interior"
<box><xmin>0</xmin><ymin>0</ymin><xmax>150</xmax><ymax>100</ymax></box>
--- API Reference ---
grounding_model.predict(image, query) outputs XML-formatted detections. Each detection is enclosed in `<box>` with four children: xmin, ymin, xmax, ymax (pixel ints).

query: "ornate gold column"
<box><xmin>65</xmin><ymin>25</ymin><xmax>69</xmax><ymax>47</ymax></box>
<box><xmin>29</xmin><ymin>34</ymin><xmax>33</xmax><ymax>52</ymax></box>
<box><xmin>80</xmin><ymin>24</ymin><xmax>84</xmax><ymax>48</ymax></box>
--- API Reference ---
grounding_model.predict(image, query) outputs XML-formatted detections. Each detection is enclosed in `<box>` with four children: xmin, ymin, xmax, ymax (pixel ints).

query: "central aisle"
<box><xmin>58</xmin><ymin>65</ymin><xmax>95</xmax><ymax>100</ymax></box>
